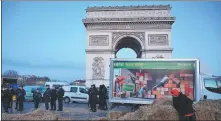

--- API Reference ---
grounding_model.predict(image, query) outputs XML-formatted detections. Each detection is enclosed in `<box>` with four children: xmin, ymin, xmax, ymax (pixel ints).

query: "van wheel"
<box><xmin>64</xmin><ymin>97</ymin><xmax>70</xmax><ymax>103</ymax></box>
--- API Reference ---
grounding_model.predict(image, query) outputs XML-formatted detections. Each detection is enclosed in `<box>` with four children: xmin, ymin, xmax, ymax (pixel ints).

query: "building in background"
<box><xmin>73</xmin><ymin>80</ymin><xmax>86</xmax><ymax>86</ymax></box>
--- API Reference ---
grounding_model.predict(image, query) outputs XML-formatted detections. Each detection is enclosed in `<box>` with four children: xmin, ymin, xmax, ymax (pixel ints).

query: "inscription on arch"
<box><xmin>148</xmin><ymin>34</ymin><xmax>168</xmax><ymax>46</ymax></box>
<box><xmin>89</xmin><ymin>35</ymin><xmax>109</xmax><ymax>46</ymax></box>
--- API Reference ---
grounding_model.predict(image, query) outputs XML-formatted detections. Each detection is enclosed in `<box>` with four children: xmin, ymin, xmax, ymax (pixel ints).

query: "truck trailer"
<box><xmin>109</xmin><ymin>59</ymin><xmax>221</xmax><ymax>105</ymax></box>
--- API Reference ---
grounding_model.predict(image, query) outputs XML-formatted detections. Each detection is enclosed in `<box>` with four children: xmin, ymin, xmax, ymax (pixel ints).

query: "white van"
<box><xmin>45</xmin><ymin>81</ymin><xmax>70</xmax><ymax>89</ymax></box>
<box><xmin>63</xmin><ymin>85</ymin><xmax>89</xmax><ymax>103</ymax></box>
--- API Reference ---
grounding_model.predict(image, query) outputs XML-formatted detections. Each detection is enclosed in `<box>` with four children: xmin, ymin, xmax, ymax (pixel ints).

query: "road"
<box><xmin>2</xmin><ymin>101</ymin><xmax>109</xmax><ymax>120</ymax></box>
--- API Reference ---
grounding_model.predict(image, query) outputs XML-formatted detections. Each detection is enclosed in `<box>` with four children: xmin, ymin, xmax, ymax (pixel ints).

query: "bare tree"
<box><xmin>43</xmin><ymin>76</ymin><xmax>51</xmax><ymax>81</ymax></box>
<box><xmin>3</xmin><ymin>70</ymin><xmax>19</xmax><ymax>78</ymax></box>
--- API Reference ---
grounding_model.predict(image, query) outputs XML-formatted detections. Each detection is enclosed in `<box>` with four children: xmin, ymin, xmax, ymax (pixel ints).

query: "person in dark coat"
<box><xmin>17</xmin><ymin>86</ymin><xmax>26</xmax><ymax>111</ymax></box>
<box><xmin>2</xmin><ymin>87</ymin><xmax>10</xmax><ymax>113</ymax></box>
<box><xmin>43</xmin><ymin>85</ymin><xmax>51</xmax><ymax>110</ymax></box>
<box><xmin>98</xmin><ymin>85</ymin><xmax>108</xmax><ymax>110</ymax></box>
<box><xmin>8</xmin><ymin>86</ymin><xmax>15</xmax><ymax>109</ymax></box>
<box><xmin>90</xmin><ymin>84</ymin><xmax>98</xmax><ymax>112</ymax></box>
<box><xmin>57</xmin><ymin>85</ymin><xmax>64</xmax><ymax>111</ymax></box>
<box><xmin>87</xmin><ymin>85</ymin><xmax>92</xmax><ymax>110</ymax></box>
<box><xmin>14</xmin><ymin>88</ymin><xmax>19</xmax><ymax>110</ymax></box>
<box><xmin>50</xmin><ymin>86</ymin><xmax>57</xmax><ymax>110</ymax></box>
<box><xmin>171</xmin><ymin>89</ymin><xmax>196</xmax><ymax>121</ymax></box>
<box><xmin>33</xmin><ymin>88</ymin><xmax>42</xmax><ymax>109</ymax></box>
<box><xmin>102</xmin><ymin>85</ymin><xmax>108</xmax><ymax>110</ymax></box>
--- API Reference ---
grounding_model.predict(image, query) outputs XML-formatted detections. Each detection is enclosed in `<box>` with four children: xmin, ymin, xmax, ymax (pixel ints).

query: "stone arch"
<box><xmin>83</xmin><ymin>5</ymin><xmax>175</xmax><ymax>88</ymax></box>
<box><xmin>113</xmin><ymin>34</ymin><xmax>145</xmax><ymax>58</ymax></box>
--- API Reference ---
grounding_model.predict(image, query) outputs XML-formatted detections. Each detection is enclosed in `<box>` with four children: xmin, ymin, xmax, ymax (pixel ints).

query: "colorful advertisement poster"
<box><xmin>112</xmin><ymin>61</ymin><xmax>195</xmax><ymax>100</ymax></box>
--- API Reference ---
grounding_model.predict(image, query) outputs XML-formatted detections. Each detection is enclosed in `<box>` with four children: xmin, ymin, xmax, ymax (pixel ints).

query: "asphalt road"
<box><xmin>2</xmin><ymin>101</ymin><xmax>109</xmax><ymax>120</ymax></box>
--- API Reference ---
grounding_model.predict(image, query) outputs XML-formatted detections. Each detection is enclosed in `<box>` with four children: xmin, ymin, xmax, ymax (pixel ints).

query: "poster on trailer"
<box><xmin>111</xmin><ymin>60</ymin><xmax>196</xmax><ymax>101</ymax></box>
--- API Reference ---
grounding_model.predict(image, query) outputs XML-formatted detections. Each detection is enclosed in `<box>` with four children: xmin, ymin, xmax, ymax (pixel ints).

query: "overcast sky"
<box><xmin>2</xmin><ymin>1</ymin><xmax>221</xmax><ymax>82</ymax></box>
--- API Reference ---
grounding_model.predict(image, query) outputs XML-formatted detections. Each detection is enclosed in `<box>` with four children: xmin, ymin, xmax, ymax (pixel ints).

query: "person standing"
<box><xmin>87</xmin><ymin>85</ymin><xmax>92</xmax><ymax>110</ymax></box>
<box><xmin>103</xmin><ymin>85</ymin><xmax>108</xmax><ymax>110</ymax></box>
<box><xmin>14</xmin><ymin>88</ymin><xmax>19</xmax><ymax>110</ymax></box>
<box><xmin>171</xmin><ymin>89</ymin><xmax>196</xmax><ymax>121</ymax></box>
<box><xmin>50</xmin><ymin>86</ymin><xmax>57</xmax><ymax>110</ymax></box>
<box><xmin>43</xmin><ymin>85</ymin><xmax>51</xmax><ymax>110</ymax></box>
<box><xmin>17</xmin><ymin>86</ymin><xmax>26</xmax><ymax>111</ymax></box>
<box><xmin>2</xmin><ymin>87</ymin><xmax>10</xmax><ymax>113</ymax></box>
<box><xmin>33</xmin><ymin>89</ymin><xmax>42</xmax><ymax>109</ymax></box>
<box><xmin>90</xmin><ymin>84</ymin><xmax>98</xmax><ymax>112</ymax></box>
<box><xmin>98</xmin><ymin>85</ymin><xmax>108</xmax><ymax>110</ymax></box>
<box><xmin>8</xmin><ymin>86</ymin><xmax>15</xmax><ymax>109</ymax></box>
<box><xmin>57</xmin><ymin>85</ymin><xmax>64</xmax><ymax>111</ymax></box>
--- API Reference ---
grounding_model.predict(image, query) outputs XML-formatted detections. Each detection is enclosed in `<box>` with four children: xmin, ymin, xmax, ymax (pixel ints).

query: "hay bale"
<box><xmin>2</xmin><ymin>109</ymin><xmax>60</xmax><ymax>120</ymax></box>
<box><xmin>57</xmin><ymin>117</ymin><xmax>72</xmax><ymax>120</ymax></box>
<box><xmin>2</xmin><ymin>113</ymin><xmax>18</xmax><ymax>120</ymax></box>
<box><xmin>194</xmin><ymin>99</ymin><xmax>221</xmax><ymax>120</ymax></box>
<box><xmin>118</xmin><ymin>99</ymin><xmax>179</xmax><ymax>120</ymax></box>
<box><xmin>107</xmin><ymin>111</ymin><xmax>128</xmax><ymax>120</ymax></box>
<box><xmin>118</xmin><ymin>99</ymin><xmax>221</xmax><ymax>120</ymax></box>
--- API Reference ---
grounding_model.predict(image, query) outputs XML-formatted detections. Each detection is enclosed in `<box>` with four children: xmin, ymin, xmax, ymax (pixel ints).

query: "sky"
<box><xmin>2</xmin><ymin>1</ymin><xmax>221</xmax><ymax>82</ymax></box>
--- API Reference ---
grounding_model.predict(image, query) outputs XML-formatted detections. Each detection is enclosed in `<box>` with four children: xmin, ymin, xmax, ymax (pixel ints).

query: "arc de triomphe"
<box><xmin>82</xmin><ymin>5</ymin><xmax>176</xmax><ymax>88</ymax></box>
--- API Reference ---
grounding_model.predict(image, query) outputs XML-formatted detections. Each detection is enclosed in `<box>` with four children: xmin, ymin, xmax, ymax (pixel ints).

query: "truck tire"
<box><xmin>64</xmin><ymin>97</ymin><xmax>70</xmax><ymax>103</ymax></box>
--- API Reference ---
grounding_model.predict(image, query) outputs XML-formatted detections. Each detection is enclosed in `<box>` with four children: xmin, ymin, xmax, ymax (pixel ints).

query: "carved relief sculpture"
<box><xmin>112</xmin><ymin>32</ymin><xmax>145</xmax><ymax>44</ymax></box>
<box><xmin>148</xmin><ymin>34</ymin><xmax>168</xmax><ymax>46</ymax></box>
<box><xmin>89</xmin><ymin>35</ymin><xmax>109</xmax><ymax>46</ymax></box>
<box><xmin>92</xmin><ymin>57</ymin><xmax>105</xmax><ymax>79</ymax></box>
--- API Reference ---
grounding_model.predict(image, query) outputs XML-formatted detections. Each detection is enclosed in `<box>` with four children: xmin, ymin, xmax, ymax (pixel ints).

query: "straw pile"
<box><xmin>118</xmin><ymin>99</ymin><xmax>179</xmax><ymax>120</ymax></box>
<box><xmin>117</xmin><ymin>99</ymin><xmax>221</xmax><ymax>120</ymax></box>
<box><xmin>2</xmin><ymin>109</ymin><xmax>72</xmax><ymax>120</ymax></box>
<box><xmin>194</xmin><ymin>99</ymin><xmax>221</xmax><ymax>120</ymax></box>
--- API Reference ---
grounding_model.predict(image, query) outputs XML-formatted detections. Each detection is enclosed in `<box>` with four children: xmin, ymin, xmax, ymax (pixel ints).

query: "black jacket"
<box><xmin>16</xmin><ymin>89</ymin><xmax>26</xmax><ymax>101</ymax></box>
<box><xmin>43</xmin><ymin>88</ymin><xmax>51</xmax><ymax>102</ymax></box>
<box><xmin>9</xmin><ymin>89</ymin><xmax>15</xmax><ymax>100</ymax></box>
<box><xmin>33</xmin><ymin>92</ymin><xmax>42</xmax><ymax>101</ymax></box>
<box><xmin>50</xmin><ymin>89</ymin><xmax>57</xmax><ymax>101</ymax></box>
<box><xmin>2</xmin><ymin>89</ymin><xmax>10</xmax><ymax>102</ymax></box>
<box><xmin>172</xmin><ymin>92</ymin><xmax>195</xmax><ymax>115</ymax></box>
<box><xmin>57</xmin><ymin>88</ymin><xmax>64</xmax><ymax>100</ymax></box>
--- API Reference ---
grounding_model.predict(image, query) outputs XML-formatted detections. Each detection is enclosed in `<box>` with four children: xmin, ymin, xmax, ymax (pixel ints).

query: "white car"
<box><xmin>63</xmin><ymin>85</ymin><xmax>89</xmax><ymax>103</ymax></box>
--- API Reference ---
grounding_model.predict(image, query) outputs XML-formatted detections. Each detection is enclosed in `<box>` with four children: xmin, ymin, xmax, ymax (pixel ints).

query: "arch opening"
<box><xmin>114</xmin><ymin>36</ymin><xmax>143</xmax><ymax>58</ymax></box>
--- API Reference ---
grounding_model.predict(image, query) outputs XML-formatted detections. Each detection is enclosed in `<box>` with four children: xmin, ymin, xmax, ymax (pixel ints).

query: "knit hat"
<box><xmin>171</xmin><ymin>89</ymin><xmax>180</xmax><ymax>96</ymax></box>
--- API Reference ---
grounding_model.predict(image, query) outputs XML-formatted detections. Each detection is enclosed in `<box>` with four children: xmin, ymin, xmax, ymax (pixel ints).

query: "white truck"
<box><xmin>109</xmin><ymin>58</ymin><xmax>221</xmax><ymax>106</ymax></box>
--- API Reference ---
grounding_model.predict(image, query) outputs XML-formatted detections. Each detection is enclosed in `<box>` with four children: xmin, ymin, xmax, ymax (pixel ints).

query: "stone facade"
<box><xmin>83</xmin><ymin>5</ymin><xmax>175</xmax><ymax>88</ymax></box>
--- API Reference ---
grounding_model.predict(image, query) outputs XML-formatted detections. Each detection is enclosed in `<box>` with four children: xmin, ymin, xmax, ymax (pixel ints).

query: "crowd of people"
<box><xmin>87</xmin><ymin>84</ymin><xmax>108</xmax><ymax>112</ymax></box>
<box><xmin>2</xmin><ymin>85</ymin><xmax>26</xmax><ymax>112</ymax></box>
<box><xmin>42</xmin><ymin>85</ymin><xmax>65</xmax><ymax>111</ymax></box>
<box><xmin>1</xmin><ymin>85</ymin><xmax>65</xmax><ymax>113</ymax></box>
<box><xmin>2</xmin><ymin>83</ymin><xmax>195</xmax><ymax>121</ymax></box>
<box><xmin>1</xmin><ymin>84</ymin><xmax>108</xmax><ymax>113</ymax></box>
